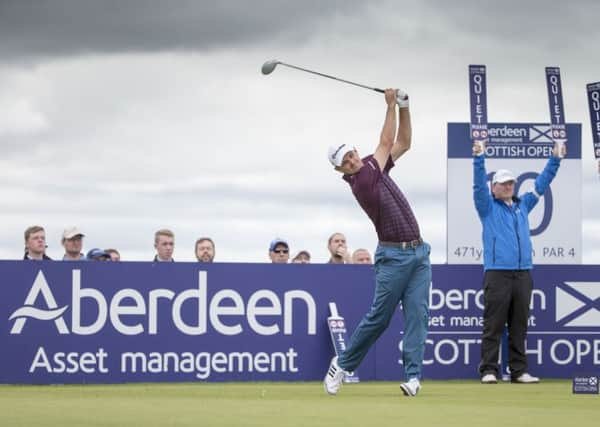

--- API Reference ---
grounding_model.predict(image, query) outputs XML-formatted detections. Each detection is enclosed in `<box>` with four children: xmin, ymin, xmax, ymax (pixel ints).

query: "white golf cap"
<box><xmin>62</xmin><ymin>226</ymin><xmax>84</xmax><ymax>240</ymax></box>
<box><xmin>328</xmin><ymin>144</ymin><xmax>355</xmax><ymax>167</ymax></box>
<box><xmin>492</xmin><ymin>169</ymin><xmax>516</xmax><ymax>184</ymax></box>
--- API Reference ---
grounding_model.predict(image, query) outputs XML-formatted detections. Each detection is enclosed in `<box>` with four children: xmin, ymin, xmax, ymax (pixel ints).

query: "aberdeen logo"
<box><xmin>555</xmin><ymin>282</ymin><xmax>600</xmax><ymax>327</ymax></box>
<box><xmin>9</xmin><ymin>270</ymin><xmax>69</xmax><ymax>334</ymax></box>
<box><xmin>8</xmin><ymin>269</ymin><xmax>317</xmax><ymax>336</ymax></box>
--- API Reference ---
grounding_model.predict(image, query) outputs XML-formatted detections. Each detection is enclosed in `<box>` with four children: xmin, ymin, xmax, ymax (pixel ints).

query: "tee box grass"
<box><xmin>1</xmin><ymin>380</ymin><xmax>597</xmax><ymax>427</ymax></box>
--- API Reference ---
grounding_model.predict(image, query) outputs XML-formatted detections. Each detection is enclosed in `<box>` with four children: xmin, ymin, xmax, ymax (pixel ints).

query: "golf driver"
<box><xmin>261</xmin><ymin>59</ymin><xmax>385</xmax><ymax>94</ymax></box>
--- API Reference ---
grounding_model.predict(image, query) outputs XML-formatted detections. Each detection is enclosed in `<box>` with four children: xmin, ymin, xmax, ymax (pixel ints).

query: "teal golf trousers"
<box><xmin>338</xmin><ymin>242</ymin><xmax>431</xmax><ymax>380</ymax></box>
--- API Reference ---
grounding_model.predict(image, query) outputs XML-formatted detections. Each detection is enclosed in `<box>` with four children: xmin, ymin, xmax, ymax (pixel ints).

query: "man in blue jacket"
<box><xmin>473</xmin><ymin>141</ymin><xmax>564</xmax><ymax>384</ymax></box>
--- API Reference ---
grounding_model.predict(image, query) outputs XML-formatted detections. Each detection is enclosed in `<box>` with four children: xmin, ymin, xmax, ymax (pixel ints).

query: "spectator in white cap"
<box><xmin>61</xmin><ymin>226</ymin><xmax>85</xmax><ymax>261</ymax></box>
<box><xmin>268</xmin><ymin>238</ymin><xmax>289</xmax><ymax>263</ymax></box>
<box><xmin>473</xmin><ymin>139</ymin><xmax>565</xmax><ymax>385</ymax></box>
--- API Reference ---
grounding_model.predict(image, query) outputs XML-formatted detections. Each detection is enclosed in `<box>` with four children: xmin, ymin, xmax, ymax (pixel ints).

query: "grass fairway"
<box><xmin>1</xmin><ymin>380</ymin><xmax>597</xmax><ymax>427</ymax></box>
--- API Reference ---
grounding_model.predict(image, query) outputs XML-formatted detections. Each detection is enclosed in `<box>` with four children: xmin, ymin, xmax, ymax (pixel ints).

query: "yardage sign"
<box><xmin>447</xmin><ymin>122</ymin><xmax>582</xmax><ymax>264</ymax></box>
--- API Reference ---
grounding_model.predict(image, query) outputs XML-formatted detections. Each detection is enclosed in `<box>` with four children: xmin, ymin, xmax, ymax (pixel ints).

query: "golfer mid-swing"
<box><xmin>324</xmin><ymin>88</ymin><xmax>431</xmax><ymax>397</ymax></box>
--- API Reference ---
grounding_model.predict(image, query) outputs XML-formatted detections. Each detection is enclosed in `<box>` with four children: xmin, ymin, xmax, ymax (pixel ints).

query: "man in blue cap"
<box><xmin>268</xmin><ymin>238</ymin><xmax>290</xmax><ymax>263</ymax></box>
<box><xmin>86</xmin><ymin>248</ymin><xmax>111</xmax><ymax>261</ymax></box>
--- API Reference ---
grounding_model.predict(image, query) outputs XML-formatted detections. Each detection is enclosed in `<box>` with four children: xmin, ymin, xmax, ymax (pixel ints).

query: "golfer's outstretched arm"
<box><xmin>391</xmin><ymin>102</ymin><xmax>411</xmax><ymax>162</ymax></box>
<box><xmin>373</xmin><ymin>89</ymin><xmax>398</xmax><ymax>171</ymax></box>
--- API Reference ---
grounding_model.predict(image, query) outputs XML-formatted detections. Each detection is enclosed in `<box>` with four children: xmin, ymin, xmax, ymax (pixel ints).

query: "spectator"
<box><xmin>327</xmin><ymin>232</ymin><xmax>351</xmax><ymax>264</ymax></box>
<box><xmin>292</xmin><ymin>250</ymin><xmax>311</xmax><ymax>264</ymax></box>
<box><xmin>62</xmin><ymin>226</ymin><xmax>85</xmax><ymax>261</ymax></box>
<box><xmin>86</xmin><ymin>248</ymin><xmax>111</xmax><ymax>261</ymax></box>
<box><xmin>473</xmin><ymin>139</ymin><xmax>564</xmax><ymax>384</ymax></box>
<box><xmin>23</xmin><ymin>225</ymin><xmax>51</xmax><ymax>260</ymax></box>
<box><xmin>269</xmin><ymin>238</ymin><xmax>290</xmax><ymax>264</ymax></box>
<box><xmin>195</xmin><ymin>237</ymin><xmax>215</xmax><ymax>262</ymax></box>
<box><xmin>352</xmin><ymin>248</ymin><xmax>373</xmax><ymax>264</ymax></box>
<box><xmin>154</xmin><ymin>229</ymin><xmax>175</xmax><ymax>262</ymax></box>
<box><xmin>105</xmin><ymin>248</ymin><xmax>120</xmax><ymax>262</ymax></box>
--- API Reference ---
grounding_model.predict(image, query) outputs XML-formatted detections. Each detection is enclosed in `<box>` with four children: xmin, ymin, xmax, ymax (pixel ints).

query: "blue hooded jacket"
<box><xmin>473</xmin><ymin>154</ymin><xmax>561</xmax><ymax>271</ymax></box>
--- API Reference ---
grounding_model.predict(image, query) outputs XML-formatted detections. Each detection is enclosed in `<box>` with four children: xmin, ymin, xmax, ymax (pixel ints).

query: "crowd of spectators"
<box><xmin>21</xmin><ymin>225</ymin><xmax>372</xmax><ymax>265</ymax></box>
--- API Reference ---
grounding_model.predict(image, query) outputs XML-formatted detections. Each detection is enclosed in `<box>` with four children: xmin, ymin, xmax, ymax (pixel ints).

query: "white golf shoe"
<box><xmin>323</xmin><ymin>356</ymin><xmax>347</xmax><ymax>395</ymax></box>
<box><xmin>400</xmin><ymin>378</ymin><xmax>421</xmax><ymax>397</ymax></box>
<box><xmin>512</xmin><ymin>373</ymin><xmax>540</xmax><ymax>384</ymax></box>
<box><xmin>481</xmin><ymin>373</ymin><xmax>498</xmax><ymax>384</ymax></box>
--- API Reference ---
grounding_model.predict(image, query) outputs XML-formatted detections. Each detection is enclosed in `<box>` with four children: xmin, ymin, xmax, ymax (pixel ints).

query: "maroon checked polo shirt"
<box><xmin>343</xmin><ymin>154</ymin><xmax>421</xmax><ymax>243</ymax></box>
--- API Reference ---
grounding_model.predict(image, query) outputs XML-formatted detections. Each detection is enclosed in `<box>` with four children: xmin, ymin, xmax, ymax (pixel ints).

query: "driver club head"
<box><xmin>261</xmin><ymin>60</ymin><xmax>279</xmax><ymax>75</ymax></box>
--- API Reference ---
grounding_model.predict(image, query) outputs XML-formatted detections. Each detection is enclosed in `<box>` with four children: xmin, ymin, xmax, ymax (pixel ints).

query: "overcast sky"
<box><xmin>1</xmin><ymin>0</ymin><xmax>598</xmax><ymax>263</ymax></box>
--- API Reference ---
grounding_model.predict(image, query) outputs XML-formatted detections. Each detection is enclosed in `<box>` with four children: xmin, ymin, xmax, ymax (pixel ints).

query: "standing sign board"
<box><xmin>447</xmin><ymin>122</ymin><xmax>582</xmax><ymax>264</ymax></box>
<box><xmin>448</xmin><ymin>65</ymin><xmax>582</xmax><ymax>264</ymax></box>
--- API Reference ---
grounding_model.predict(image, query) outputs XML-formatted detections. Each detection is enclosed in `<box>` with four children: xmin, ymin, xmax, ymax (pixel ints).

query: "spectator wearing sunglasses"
<box><xmin>268</xmin><ymin>238</ymin><xmax>290</xmax><ymax>264</ymax></box>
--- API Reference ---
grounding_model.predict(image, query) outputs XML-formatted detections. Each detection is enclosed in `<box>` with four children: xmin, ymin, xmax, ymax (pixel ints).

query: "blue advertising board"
<box><xmin>378</xmin><ymin>265</ymin><xmax>600</xmax><ymax>380</ymax></box>
<box><xmin>1</xmin><ymin>261</ymin><xmax>372</xmax><ymax>383</ymax></box>
<box><xmin>1</xmin><ymin>261</ymin><xmax>599</xmax><ymax>384</ymax></box>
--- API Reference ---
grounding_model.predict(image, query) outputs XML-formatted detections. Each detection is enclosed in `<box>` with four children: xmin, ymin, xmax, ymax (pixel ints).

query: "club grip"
<box><xmin>374</xmin><ymin>88</ymin><xmax>385</xmax><ymax>93</ymax></box>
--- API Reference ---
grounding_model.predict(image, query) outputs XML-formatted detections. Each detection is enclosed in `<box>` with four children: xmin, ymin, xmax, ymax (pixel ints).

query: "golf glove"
<box><xmin>396</xmin><ymin>89</ymin><xmax>409</xmax><ymax>108</ymax></box>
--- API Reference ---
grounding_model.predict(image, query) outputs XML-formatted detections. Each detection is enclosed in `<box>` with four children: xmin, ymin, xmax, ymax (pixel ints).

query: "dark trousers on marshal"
<box><xmin>479</xmin><ymin>269</ymin><xmax>533</xmax><ymax>380</ymax></box>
